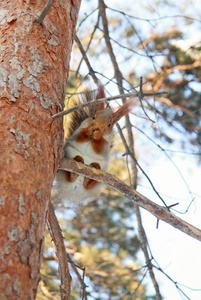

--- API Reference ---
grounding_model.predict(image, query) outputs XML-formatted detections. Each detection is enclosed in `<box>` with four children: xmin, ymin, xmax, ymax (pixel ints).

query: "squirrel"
<box><xmin>56</xmin><ymin>84</ymin><xmax>134</xmax><ymax>205</ymax></box>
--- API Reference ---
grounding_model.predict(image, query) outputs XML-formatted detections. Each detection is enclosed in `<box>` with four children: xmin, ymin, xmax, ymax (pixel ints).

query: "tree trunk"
<box><xmin>0</xmin><ymin>0</ymin><xmax>81</xmax><ymax>299</ymax></box>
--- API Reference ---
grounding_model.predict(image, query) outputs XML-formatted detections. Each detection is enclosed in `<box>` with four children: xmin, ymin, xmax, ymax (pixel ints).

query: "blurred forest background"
<box><xmin>37</xmin><ymin>0</ymin><xmax>201</xmax><ymax>299</ymax></box>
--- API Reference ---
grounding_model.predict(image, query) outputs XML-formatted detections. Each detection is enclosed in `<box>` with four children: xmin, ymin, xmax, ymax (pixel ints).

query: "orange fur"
<box><xmin>112</xmin><ymin>100</ymin><xmax>134</xmax><ymax>124</ymax></box>
<box><xmin>59</xmin><ymin>84</ymin><xmax>136</xmax><ymax>203</ymax></box>
<box><xmin>97</xmin><ymin>84</ymin><xmax>105</xmax><ymax>111</ymax></box>
<box><xmin>91</xmin><ymin>137</ymin><xmax>107</xmax><ymax>154</ymax></box>
<box><xmin>75</xmin><ymin>127</ymin><xmax>92</xmax><ymax>143</ymax></box>
<box><xmin>65</xmin><ymin>171</ymin><xmax>78</xmax><ymax>182</ymax></box>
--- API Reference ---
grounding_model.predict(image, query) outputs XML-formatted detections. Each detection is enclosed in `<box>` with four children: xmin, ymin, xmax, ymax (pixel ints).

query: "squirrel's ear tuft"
<box><xmin>112</xmin><ymin>113</ymin><xmax>121</xmax><ymax>124</ymax></box>
<box><xmin>97</xmin><ymin>83</ymin><xmax>105</xmax><ymax>99</ymax></box>
<box><xmin>112</xmin><ymin>99</ymin><xmax>136</xmax><ymax>124</ymax></box>
<box><xmin>96</xmin><ymin>83</ymin><xmax>106</xmax><ymax>111</ymax></box>
<box><xmin>97</xmin><ymin>102</ymin><xmax>105</xmax><ymax>111</ymax></box>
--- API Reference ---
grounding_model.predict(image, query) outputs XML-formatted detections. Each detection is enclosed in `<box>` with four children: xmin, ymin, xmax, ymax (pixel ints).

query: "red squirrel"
<box><xmin>56</xmin><ymin>84</ymin><xmax>134</xmax><ymax>204</ymax></box>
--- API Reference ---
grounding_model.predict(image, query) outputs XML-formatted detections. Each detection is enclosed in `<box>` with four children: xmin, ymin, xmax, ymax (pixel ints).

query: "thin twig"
<box><xmin>66</xmin><ymin>254</ymin><xmax>88</xmax><ymax>300</ymax></box>
<box><xmin>99</xmin><ymin>0</ymin><xmax>124</xmax><ymax>93</ymax></box>
<box><xmin>51</xmin><ymin>90</ymin><xmax>168</xmax><ymax>120</ymax></box>
<box><xmin>107</xmin><ymin>6</ymin><xmax>201</xmax><ymax>24</ymax></box>
<box><xmin>59</xmin><ymin>159</ymin><xmax>201</xmax><ymax>242</ymax></box>
<box><xmin>35</xmin><ymin>0</ymin><xmax>55</xmax><ymax>25</ymax></box>
<box><xmin>131</xmin><ymin>123</ymin><xmax>194</xmax><ymax>203</ymax></box>
<box><xmin>74</xmin><ymin>34</ymin><xmax>99</xmax><ymax>85</ymax></box>
<box><xmin>76</xmin><ymin>13</ymin><xmax>101</xmax><ymax>77</ymax></box>
<box><xmin>116</xmin><ymin>123</ymin><xmax>167</xmax><ymax>208</ymax></box>
<box><xmin>138</xmin><ymin>77</ymin><xmax>155</xmax><ymax>123</ymax></box>
<box><xmin>135</xmin><ymin>205</ymin><xmax>162</xmax><ymax>300</ymax></box>
<box><xmin>129</xmin><ymin>269</ymin><xmax>148</xmax><ymax>299</ymax></box>
<box><xmin>154</xmin><ymin>265</ymin><xmax>192</xmax><ymax>300</ymax></box>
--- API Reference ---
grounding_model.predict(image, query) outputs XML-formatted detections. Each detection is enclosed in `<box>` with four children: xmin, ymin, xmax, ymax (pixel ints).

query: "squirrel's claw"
<box><xmin>83</xmin><ymin>162</ymin><xmax>101</xmax><ymax>190</ymax></box>
<box><xmin>65</xmin><ymin>155</ymin><xmax>84</xmax><ymax>183</ymax></box>
<box><xmin>65</xmin><ymin>171</ymin><xmax>79</xmax><ymax>183</ymax></box>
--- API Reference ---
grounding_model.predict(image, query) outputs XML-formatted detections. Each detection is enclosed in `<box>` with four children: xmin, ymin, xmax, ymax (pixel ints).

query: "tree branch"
<box><xmin>51</xmin><ymin>90</ymin><xmax>168</xmax><ymax>121</ymax></box>
<box><xmin>120</xmin><ymin>114</ymin><xmax>163</xmax><ymax>299</ymax></box>
<box><xmin>76</xmin><ymin>14</ymin><xmax>101</xmax><ymax>78</ymax></box>
<box><xmin>122</xmin><ymin>82</ymin><xmax>162</xmax><ymax>299</ymax></box>
<box><xmin>116</xmin><ymin>123</ymin><xmax>167</xmax><ymax>207</ymax></box>
<box><xmin>35</xmin><ymin>0</ymin><xmax>55</xmax><ymax>25</ymax></box>
<box><xmin>74</xmin><ymin>34</ymin><xmax>99</xmax><ymax>84</ymax></box>
<box><xmin>59</xmin><ymin>159</ymin><xmax>201</xmax><ymax>242</ymax></box>
<box><xmin>99</xmin><ymin>0</ymin><xmax>124</xmax><ymax>93</ymax></box>
<box><xmin>47</xmin><ymin>202</ymin><xmax>71</xmax><ymax>300</ymax></box>
<box><xmin>65</xmin><ymin>254</ymin><xmax>88</xmax><ymax>300</ymax></box>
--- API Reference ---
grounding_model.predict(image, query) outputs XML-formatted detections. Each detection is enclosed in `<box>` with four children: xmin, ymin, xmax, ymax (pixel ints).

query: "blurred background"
<box><xmin>37</xmin><ymin>0</ymin><xmax>201</xmax><ymax>299</ymax></box>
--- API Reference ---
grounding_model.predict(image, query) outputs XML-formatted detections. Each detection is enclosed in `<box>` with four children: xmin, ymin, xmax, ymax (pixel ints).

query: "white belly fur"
<box><xmin>66</xmin><ymin>139</ymin><xmax>109</xmax><ymax>170</ymax></box>
<box><xmin>56</xmin><ymin>139</ymin><xmax>110</xmax><ymax>204</ymax></box>
<box><xmin>56</xmin><ymin>170</ymin><xmax>102</xmax><ymax>205</ymax></box>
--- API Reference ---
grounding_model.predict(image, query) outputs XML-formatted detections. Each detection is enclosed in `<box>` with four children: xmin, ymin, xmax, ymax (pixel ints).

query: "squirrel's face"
<box><xmin>92</xmin><ymin>110</ymin><xmax>113</xmax><ymax>140</ymax></box>
<box><xmin>81</xmin><ymin>110</ymin><xmax>114</xmax><ymax>141</ymax></box>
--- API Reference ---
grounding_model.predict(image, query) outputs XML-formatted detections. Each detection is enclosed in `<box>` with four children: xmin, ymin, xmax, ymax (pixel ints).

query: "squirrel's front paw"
<box><xmin>65</xmin><ymin>155</ymin><xmax>84</xmax><ymax>182</ymax></box>
<box><xmin>86</xmin><ymin>126</ymin><xmax>94</xmax><ymax>136</ymax></box>
<box><xmin>83</xmin><ymin>162</ymin><xmax>100</xmax><ymax>189</ymax></box>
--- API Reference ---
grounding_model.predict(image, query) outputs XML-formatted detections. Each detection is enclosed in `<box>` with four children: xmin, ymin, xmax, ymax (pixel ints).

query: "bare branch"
<box><xmin>35</xmin><ymin>0</ymin><xmax>55</xmax><ymax>25</ymax></box>
<box><xmin>122</xmin><ymin>118</ymin><xmax>163</xmax><ymax>299</ymax></box>
<box><xmin>51</xmin><ymin>90</ymin><xmax>168</xmax><ymax>121</ymax></box>
<box><xmin>138</xmin><ymin>77</ymin><xmax>155</xmax><ymax>123</ymax></box>
<box><xmin>107</xmin><ymin>6</ymin><xmax>201</xmax><ymax>25</ymax></box>
<box><xmin>59</xmin><ymin>159</ymin><xmax>201</xmax><ymax>242</ymax></box>
<box><xmin>76</xmin><ymin>13</ymin><xmax>101</xmax><ymax>77</ymax></box>
<box><xmin>129</xmin><ymin>270</ymin><xmax>148</xmax><ymax>299</ymax></box>
<box><xmin>99</xmin><ymin>0</ymin><xmax>124</xmax><ymax>92</ymax></box>
<box><xmin>116</xmin><ymin>123</ymin><xmax>168</xmax><ymax>207</ymax></box>
<box><xmin>135</xmin><ymin>206</ymin><xmax>162</xmax><ymax>300</ymax></box>
<box><xmin>66</xmin><ymin>254</ymin><xmax>88</xmax><ymax>300</ymax></box>
<box><xmin>123</xmin><ymin>88</ymin><xmax>162</xmax><ymax>299</ymax></box>
<box><xmin>47</xmin><ymin>202</ymin><xmax>71</xmax><ymax>300</ymax></box>
<box><xmin>99</xmin><ymin>3</ymin><xmax>164</xmax><ymax>297</ymax></box>
<box><xmin>74</xmin><ymin>34</ymin><xmax>99</xmax><ymax>85</ymax></box>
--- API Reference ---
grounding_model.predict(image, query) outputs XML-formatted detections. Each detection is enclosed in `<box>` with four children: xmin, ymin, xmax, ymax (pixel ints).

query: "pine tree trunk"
<box><xmin>0</xmin><ymin>1</ymin><xmax>81</xmax><ymax>298</ymax></box>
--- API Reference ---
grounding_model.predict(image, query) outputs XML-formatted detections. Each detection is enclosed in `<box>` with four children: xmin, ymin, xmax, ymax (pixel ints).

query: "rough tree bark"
<box><xmin>0</xmin><ymin>0</ymin><xmax>81</xmax><ymax>299</ymax></box>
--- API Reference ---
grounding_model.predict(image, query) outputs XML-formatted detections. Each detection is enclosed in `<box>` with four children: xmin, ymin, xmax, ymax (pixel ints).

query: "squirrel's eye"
<box><xmin>92</xmin><ymin>115</ymin><xmax>95</xmax><ymax>120</ymax></box>
<box><xmin>108</xmin><ymin>123</ymin><xmax>111</xmax><ymax>128</ymax></box>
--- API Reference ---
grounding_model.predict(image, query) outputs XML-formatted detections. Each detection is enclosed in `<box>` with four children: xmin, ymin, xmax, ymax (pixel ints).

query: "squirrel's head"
<box><xmin>74</xmin><ymin>84</ymin><xmax>135</xmax><ymax>145</ymax></box>
<box><xmin>82</xmin><ymin>99</ymin><xmax>134</xmax><ymax>141</ymax></box>
<box><xmin>89</xmin><ymin>109</ymin><xmax>114</xmax><ymax>140</ymax></box>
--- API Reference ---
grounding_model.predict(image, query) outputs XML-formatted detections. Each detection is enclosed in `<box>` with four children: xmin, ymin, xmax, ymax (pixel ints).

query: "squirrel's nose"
<box><xmin>93</xmin><ymin>128</ymin><xmax>100</xmax><ymax>132</ymax></box>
